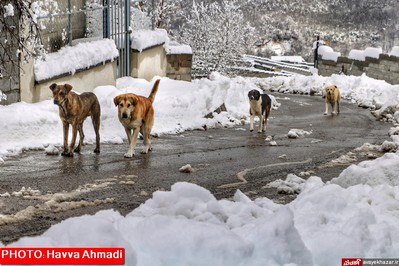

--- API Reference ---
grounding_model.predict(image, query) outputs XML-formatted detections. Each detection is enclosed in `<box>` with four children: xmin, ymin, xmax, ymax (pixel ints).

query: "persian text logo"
<box><xmin>342</xmin><ymin>258</ymin><xmax>363</xmax><ymax>266</ymax></box>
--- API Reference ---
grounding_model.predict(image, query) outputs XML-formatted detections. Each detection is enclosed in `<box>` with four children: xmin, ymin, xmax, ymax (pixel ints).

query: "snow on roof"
<box><xmin>318</xmin><ymin>46</ymin><xmax>341</xmax><ymax>62</ymax></box>
<box><xmin>131</xmin><ymin>28</ymin><xmax>169</xmax><ymax>52</ymax></box>
<box><xmin>34</xmin><ymin>39</ymin><xmax>118</xmax><ymax>82</ymax></box>
<box><xmin>164</xmin><ymin>42</ymin><xmax>192</xmax><ymax>55</ymax></box>
<box><xmin>390</xmin><ymin>46</ymin><xmax>399</xmax><ymax>57</ymax></box>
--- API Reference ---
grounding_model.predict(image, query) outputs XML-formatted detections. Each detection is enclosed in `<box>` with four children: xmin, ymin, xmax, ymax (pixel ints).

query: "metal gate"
<box><xmin>103</xmin><ymin>0</ymin><xmax>131</xmax><ymax>77</ymax></box>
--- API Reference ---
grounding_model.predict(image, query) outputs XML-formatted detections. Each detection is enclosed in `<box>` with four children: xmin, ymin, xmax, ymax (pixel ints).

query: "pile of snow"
<box><xmin>287</xmin><ymin>128</ymin><xmax>312</xmax><ymax>139</ymax></box>
<box><xmin>318</xmin><ymin>46</ymin><xmax>341</xmax><ymax>62</ymax></box>
<box><xmin>264</xmin><ymin>174</ymin><xmax>306</xmax><ymax>194</ymax></box>
<box><xmin>364</xmin><ymin>47</ymin><xmax>382</xmax><ymax>59</ymax></box>
<box><xmin>348</xmin><ymin>47</ymin><xmax>382</xmax><ymax>61</ymax></box>
<box><xmin>6</xmin><ymin>164</ymin><xmax>399</xmax><ymax>266</ymax></box>
<box><xmin>390</xmin><ymin>46</ymin><xmax>399</xmax><ymax>57</ymax></box>
<box><xmin>259</xmin><ymin>73</ymin><xmax>399</xmax><ymax>113</ymax></box>
<box><xmin>34</xmin><ymin>39</ymin><xmax>119</xmax><ymax>82</ymax></box>
<box><xmin>348</xmin><ymin>49</ymin><xmax>366</xmax><ymax>61</ymax></box>
<box><xmin>331</xmin><ymin>152</ymin><xmax>399</xmax><ymax>187</ymax></box>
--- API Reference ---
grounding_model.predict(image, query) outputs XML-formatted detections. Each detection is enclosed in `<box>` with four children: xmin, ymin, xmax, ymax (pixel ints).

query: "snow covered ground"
<box><xmin>2</xmin><ymin>73</ymin><xmax>399</xmax><ymax>265</ymax></box>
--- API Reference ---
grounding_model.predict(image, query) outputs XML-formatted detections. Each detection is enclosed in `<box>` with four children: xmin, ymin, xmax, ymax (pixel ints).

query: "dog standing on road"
<box><xmin>50</xmin><ymin>83</ymin><xmax>101</xmax><ymax>157</ymax></box>
<box><xmin>323</xmin><ymin>85</ymin><xmax>341</xmax><ymax>115</ymax></box>
<box><xmin>113</xmin><ymin>79</ymin><xmax>160</xmax><ymax>158</ymax></box>
<box><xmin>248</xmin><ymin>89</ymin><xmax>272</xmax><ymax>133</ymax></box>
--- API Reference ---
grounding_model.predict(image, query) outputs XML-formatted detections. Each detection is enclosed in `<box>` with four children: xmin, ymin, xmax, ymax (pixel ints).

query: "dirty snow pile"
<box><xmin>5</xmin><ymin>153</ymin><xmax>399</xmax><ymax>266</ymax></box>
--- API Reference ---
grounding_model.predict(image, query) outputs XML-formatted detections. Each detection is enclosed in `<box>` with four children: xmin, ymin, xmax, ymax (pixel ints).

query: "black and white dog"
<box><xmin>248</xmin><ymin>89</ymin><xmax>272</xmax><ymax>133</ymax></box>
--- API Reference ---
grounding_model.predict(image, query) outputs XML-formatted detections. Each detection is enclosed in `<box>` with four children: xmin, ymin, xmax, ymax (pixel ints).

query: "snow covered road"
<box><xmin>0</xmin><ymin>93</ymin><xmax>390</xmax><ymax>244</ymax></box>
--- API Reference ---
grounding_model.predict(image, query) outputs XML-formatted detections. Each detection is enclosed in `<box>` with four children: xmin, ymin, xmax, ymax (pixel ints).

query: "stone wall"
<box><xmin>166</xmin><ymin>54</ymin><xmax>192</xmax><ymax>82</ymax></box>
<box><xmin>318</xmin><ymin>53</ymin><xmax>399</xmax><ymax>85</ymax></box>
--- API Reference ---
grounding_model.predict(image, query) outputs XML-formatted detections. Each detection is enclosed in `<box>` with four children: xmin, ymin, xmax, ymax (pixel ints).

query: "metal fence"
<box><xmin>103</xmin><ymin>0</ymin><xmax>131</xmax><ymax>77</ymax></box>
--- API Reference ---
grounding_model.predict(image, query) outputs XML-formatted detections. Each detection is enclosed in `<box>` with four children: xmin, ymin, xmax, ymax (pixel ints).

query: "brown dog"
<box><xmin>323</xmin><ymin>85</ymin><xmax>341</xmax><ymax>115</ymax></box>
<box><xmin>114</xmin><ymin>79</ymin><xmax>160</xmax><ymax>158</ymax></box>
<box><xmin>50</xmin><ymin>83</ymin><xmax>101</xmax><ymax>157</ymax></box>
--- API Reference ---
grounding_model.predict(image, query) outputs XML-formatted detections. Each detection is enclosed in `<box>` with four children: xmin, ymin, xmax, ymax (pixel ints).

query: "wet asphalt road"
<box><xmin>0</xmin><ymin>93</ymin><xmax>392</xmax><ymax>244</ymax></box>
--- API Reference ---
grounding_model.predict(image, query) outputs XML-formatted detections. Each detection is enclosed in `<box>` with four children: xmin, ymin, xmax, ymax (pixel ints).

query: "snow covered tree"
<box><xmin>178</xmin><ymin>0</ymin><xmax>255</xmax><ymax>78</ymax></box>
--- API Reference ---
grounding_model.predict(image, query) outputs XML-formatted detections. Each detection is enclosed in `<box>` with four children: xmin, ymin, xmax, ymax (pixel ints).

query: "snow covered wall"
<box><xmin>318</xmin><ymin>46</ymin><xmax>399</xmax><ymax>85</ymax></box>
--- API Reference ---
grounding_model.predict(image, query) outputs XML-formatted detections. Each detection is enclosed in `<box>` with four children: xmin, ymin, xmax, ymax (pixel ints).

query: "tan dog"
<box><xmin>114</xmin><ymin>79</ymin><xmax>160</xmax><ymax>158</ymax></box>
<box><xmin>50</xmin><ymin>83</ymin><xmax>101</xmax><ymax>157</ymax></box>
<box><xmin>323</xmin><ymin>85</ymin><xmax>341</xmax><ymax>115</ymax></box>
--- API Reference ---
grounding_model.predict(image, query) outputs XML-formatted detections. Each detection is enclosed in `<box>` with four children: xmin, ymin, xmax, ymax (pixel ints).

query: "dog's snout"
<box><xmin>53</xmin><ymin>99</ymin><xmax>59</xmax><ymax>105</ymax></box>
<box><xmin>122</xmin><ymin>112</ymin><xmax>128</xmax><ymax>119</ymax></box>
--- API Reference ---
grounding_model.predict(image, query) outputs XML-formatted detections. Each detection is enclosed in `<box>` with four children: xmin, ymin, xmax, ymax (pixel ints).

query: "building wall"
<box><xmin>166</xmin><ymin>54</ymin><xmax>192</xmax><ymax>82</ymax></box>
<box><xmin>318</xmin><ymin>54</ymin><xmax>399</xmax><ymax>85</ymax></box>
<box><xmin>131</xmin><ymin>46</ymin><xmax>167</xmax><ymax>81</ymax></box>
<box><xmin>20</xmin><ymin>60</ymin><xmax>117</xmax><ymax>103</ymax></box>
<box><xmin>131</xmin><ymin>45</ymin><xmax>193</xmax><ymax>82</ymax></box>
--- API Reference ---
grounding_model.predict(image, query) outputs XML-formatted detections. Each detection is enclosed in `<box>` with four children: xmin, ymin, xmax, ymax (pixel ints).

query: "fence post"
<box><xmin>125</xmin><ymin>0</ymin><xmax>131</xmax><ymax>76</ymax></box>
<box><xmin>103</xmin><ymin>0</ymin><xmax>110</xmax><ymax>38</ymax></box>
<box><xmin>68</xmin><ymin>0</ymin><xmax>72</xmax><ymax>46</ymax></box>
<box><xmin>314</xmin><ymin>35</ymin><xmax>320</xmax><ymax>68</ymax></box>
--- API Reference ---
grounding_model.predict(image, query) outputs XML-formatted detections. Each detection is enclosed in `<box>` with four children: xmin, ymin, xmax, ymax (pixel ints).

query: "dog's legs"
<box><xmin>61</xmin><ymin>122</ymin><xmax>70</xmax><ymax>156</ymax></box>
<box><xmin>140</xmin><ymin>122</ymin><xmax>153</xmax><ymax>154</ymax></box>
<box><xmin>249</xmin><ymin>115</ymin><xmax>254</xmax><ymax>132</ymax></box>
<box><xmin>262</xmin><ymin>114</ymin><xmax>267</xmax><ymax>132</ymax></box>
<box><xmin>124</xmin><ymin>127</ymin><xmax>140</xmax><ymax>158</ymax></box>
<box><xmin>92</xmin><ymin>113</ymin><xmax>101</xmax><ymax>153</ymax></box>
<box><xmin>332</xmin><ymin>102</ymin><xmax>337</xmax><ymax>115</ymax></box>
<box><xmin>65</xmin><ymin>125</ymin><xmax>79</xmax><ymax>157</ymax></box>
<box><xmin>258</xmin><ymin>115</ymin><xmax>263</xmax><ymax>133</ymax></box>
<box><xmin>337</xmin><ymin>101</ymin><xmax>340</xmax><ymax>114</ymax></box>
<box><xmin>74</xmin><ymin>125</ymin><xmax>84</xmax><ymax>153</ymax></box>
<box><xmin>324</xmin><ymin>101</ymin><xmax>329</xmax><ymax>115</ymax></box>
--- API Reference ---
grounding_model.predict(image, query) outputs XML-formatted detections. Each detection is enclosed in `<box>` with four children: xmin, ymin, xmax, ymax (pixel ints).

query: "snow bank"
<box><xmin>7</xmin><ymin>171</ymin><xmax>399</xmax><ymax>266</ymax></box>
<box><xmin>3</xmin><ymin>73</ymin><xmax>399</xmax><ymax>161</ymax></box>
<box><xmin>34</xmin><ymin>39</ymin><xmax>119</xmax><ymax>82</ymax></box>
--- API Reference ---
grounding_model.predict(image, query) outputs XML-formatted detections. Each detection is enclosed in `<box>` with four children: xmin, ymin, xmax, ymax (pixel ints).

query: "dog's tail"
<box><xmin>148</xmin><ymin>79</ymin><xmax>160</xmax><ymax>103</ymax></box>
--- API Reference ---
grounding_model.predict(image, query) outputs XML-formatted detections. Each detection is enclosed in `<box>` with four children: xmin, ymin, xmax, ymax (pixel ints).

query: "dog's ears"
<box><xmin>113</xmin><ymin>95</ymin><xmax>120</xmax><ymax>107</ymax></box>
<box><xmin>49</xmin><ymin>83</ymin><xmax>57</xmax><ymax>92</ymax></box>
<box><xmin>64</xmin><ymin>84</ymin><xmax>73</xmax><ymax>93</ymax></box>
